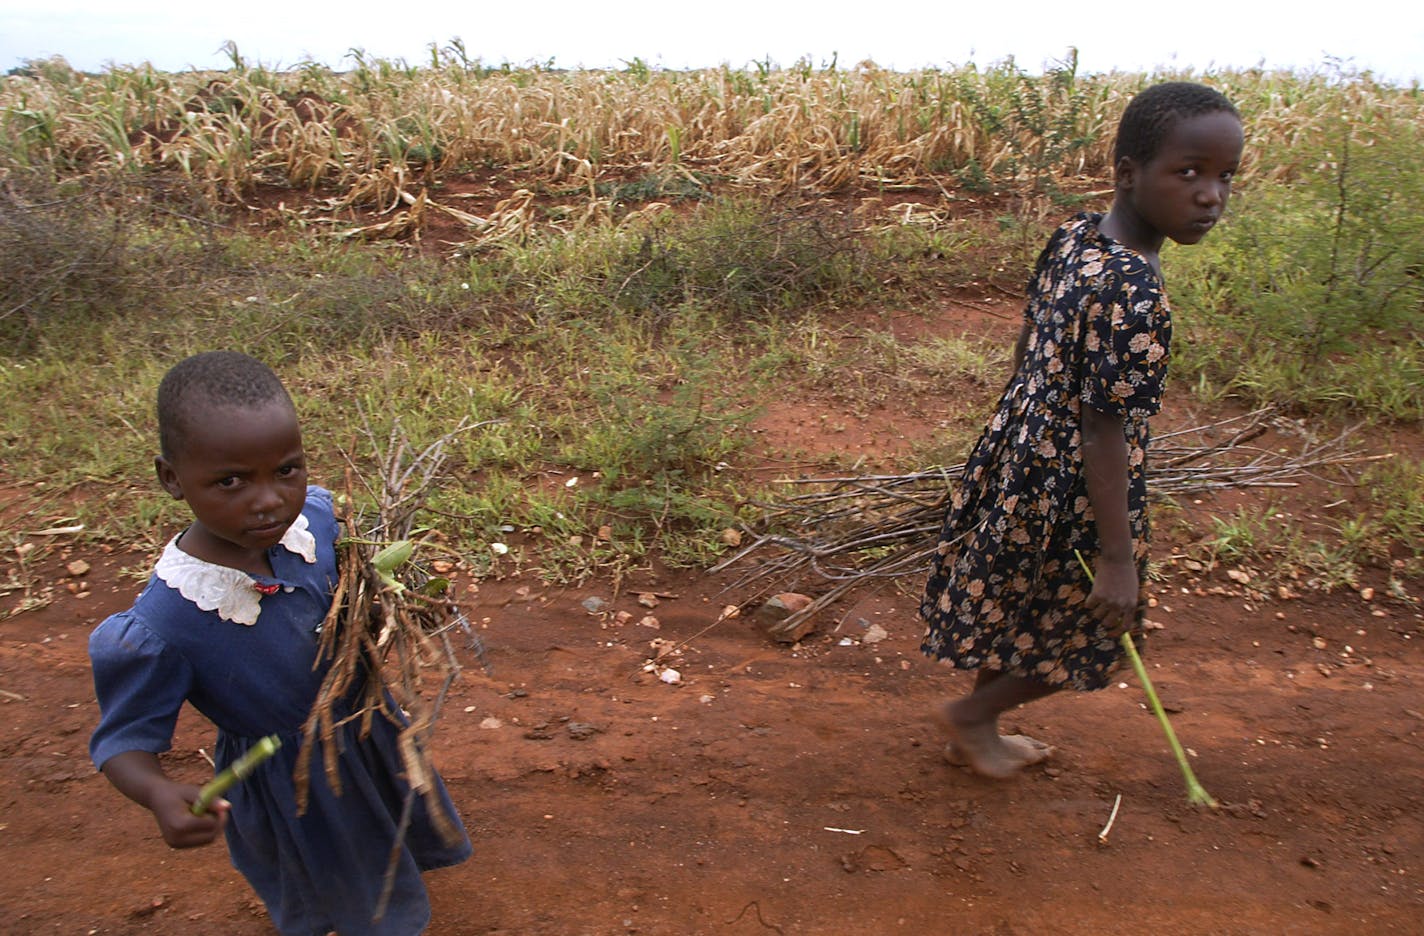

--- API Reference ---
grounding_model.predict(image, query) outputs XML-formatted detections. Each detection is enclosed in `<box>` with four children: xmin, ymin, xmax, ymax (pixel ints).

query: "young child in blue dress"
<box><xmin>89</xmin><ymin>350</ymin><xmax>471</xmax><ymax>935</ymax></box>
<box><xmin>920</xmin><ymin>82</ymin><xmax>1245</xmax><ymax>779</ymax></box>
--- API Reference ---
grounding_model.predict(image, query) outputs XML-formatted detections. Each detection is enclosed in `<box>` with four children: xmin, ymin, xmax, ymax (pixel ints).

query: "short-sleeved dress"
<box><xmin>89</xmin><ymin>486</ymin><xmax>472</xmax><ymax>936</ymax></box>
<box><xmin>919</xmin><ymin>213</ymin><xmax>1170</xmax><ymax>691</ymax></box>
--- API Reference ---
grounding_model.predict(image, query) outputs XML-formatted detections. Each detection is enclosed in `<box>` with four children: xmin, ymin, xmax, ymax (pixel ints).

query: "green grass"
<box><xmin>1167</xmin><ymin>102</ymin><xmax>1424</xmax><ymax>423</ymax></box>
<box><xmin>1191</xmin><ymin>505</ymin><xmax>1355</xmax><ymax>591</ymax></box>
<box><xmin>0</xmin><ymin>184</ymin><xmax>828</xmax><ymax>577</ymax></box>
<box><xmin>1363</xmin><ymin>456</ymin><xmax>1424</xmax><ymax>567</ymax></box>
<box><xmin>906</xmin><ymin>333</ymin><xmax>1011</xmax><ymax>388</ymax></box>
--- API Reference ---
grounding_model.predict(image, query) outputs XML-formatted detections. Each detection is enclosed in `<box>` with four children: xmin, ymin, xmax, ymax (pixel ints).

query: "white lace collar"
<box><xmin>154</xmin><ymin>513</ymin><xmax>317</xmax><ymax>625</ymax></box>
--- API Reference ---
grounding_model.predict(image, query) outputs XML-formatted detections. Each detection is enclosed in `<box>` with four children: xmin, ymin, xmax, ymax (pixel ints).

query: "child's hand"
<box><xmin>1086</xmin><ymin>556</ymin><xmax>1139</xmax><ymax>637</ymax></box>
<box><xmin>100</xmin><ymin>750</ymin><xmax>227</xmax><ymax>849</ymax></box>
<box><xmin>149</xmin><ymin>782</ymin><xmax>228</xmax><ymax>848</ymax></box>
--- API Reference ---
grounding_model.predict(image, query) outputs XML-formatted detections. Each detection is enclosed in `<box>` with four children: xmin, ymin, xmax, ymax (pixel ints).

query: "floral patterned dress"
<box><xmin>920</xmin><ymin>213</ymin><xmax>1170</xmax><ymax>690</ymax></box>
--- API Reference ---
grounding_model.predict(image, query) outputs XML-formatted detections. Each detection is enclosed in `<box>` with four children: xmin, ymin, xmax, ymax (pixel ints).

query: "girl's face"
<box><xmin>1120</xmin><ymin>110</ymin><xmax>1244</xmax><ymax>248</ymax></box>
<box><xmin>155</xmin><ymin>399</ymin><xmax>308</xmax><ymax>573</ymax></box>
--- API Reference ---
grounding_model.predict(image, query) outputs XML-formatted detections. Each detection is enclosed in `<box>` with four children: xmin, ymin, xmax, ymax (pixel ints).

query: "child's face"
<box><xmin>1122</xmin><ymin>110</ymin><xmax>1244</xmax><ymax>246</ymax></box>
<box><xmin>155</xmin><ymin>400</ymin><xmax>308</xmax><ymax>570</ymax></box>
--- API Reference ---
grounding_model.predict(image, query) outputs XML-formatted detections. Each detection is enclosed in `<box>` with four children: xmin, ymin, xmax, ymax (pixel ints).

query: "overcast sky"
<box><xmin>2</xmin><ymin>1</ymin><xmax>1420</xmax><ymax>84</ymax></box>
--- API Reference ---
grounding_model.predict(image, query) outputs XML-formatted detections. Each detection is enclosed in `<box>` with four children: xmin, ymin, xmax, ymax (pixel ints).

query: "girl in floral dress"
<box><xmin>920</xmin><ymin>83</ymin><xmax>1245</xmax><ymax>779</ymax></box>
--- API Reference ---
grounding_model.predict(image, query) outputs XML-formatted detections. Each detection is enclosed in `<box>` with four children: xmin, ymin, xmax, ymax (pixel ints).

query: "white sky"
<box><xmin>2</xmin><ymin>1</ymin><xmax>1420</xmax><ymax>84</ymax></box>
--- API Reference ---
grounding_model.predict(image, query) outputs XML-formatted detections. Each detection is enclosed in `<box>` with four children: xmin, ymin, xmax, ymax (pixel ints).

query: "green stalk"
<box><xmin>191</xmin><ymin>734</ymin><xmax>282</xmax><ymax>815</ymax></box>
<box><xmin>1075</xmin><ymin>550</ymin><xmax>1218</xmax><ymax>809</ymax></box>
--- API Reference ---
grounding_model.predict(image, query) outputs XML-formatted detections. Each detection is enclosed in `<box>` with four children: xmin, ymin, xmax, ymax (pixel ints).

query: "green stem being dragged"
<box><xmin>1117</xmin><ymin>629</ymin><xmax>1219</xmax><ymax>808</ymax></box>
<box><xmin>191</xmin><ymin>734</ymin><xmax>282</xmax><ymax>815</ymax></box>
<box><xmin>1075</xmin><ymin>550</ymin><xmax>1219</xmax><ymax>809</ymax></box>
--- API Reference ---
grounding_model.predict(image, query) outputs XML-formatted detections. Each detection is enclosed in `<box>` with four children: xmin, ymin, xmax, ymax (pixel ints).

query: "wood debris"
<box><xmin>294</xmin><ymin>414</ymin><xmax>496</xmax><ymax>908</ymax></box>
<box><xmin>714</xmin><ymin>407</ymin><xmax>1387</xmax><ymax>641</ymax></box>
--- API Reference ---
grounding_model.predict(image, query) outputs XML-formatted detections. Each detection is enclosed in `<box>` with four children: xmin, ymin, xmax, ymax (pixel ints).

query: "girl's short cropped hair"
<box><xmin>157</xmin><ymin>350</ymin><xmax>293</xmax><ymax>460</ymax></box>
<box><xmin>1114</xmin><ymin>81</ymin><xmax>1239</xmax><ymax>166</ymax></box>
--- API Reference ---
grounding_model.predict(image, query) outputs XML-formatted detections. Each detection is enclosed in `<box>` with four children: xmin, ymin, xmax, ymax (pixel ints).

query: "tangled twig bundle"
<box><xmin>294</xmin><ymin>416</ymin><xmax>493</xmax><ymax>861</ymax></box>
<box><xmin>714</xmin><ymin>407</ymin><xmax>1388</xmax><ymax>639</ymax></box>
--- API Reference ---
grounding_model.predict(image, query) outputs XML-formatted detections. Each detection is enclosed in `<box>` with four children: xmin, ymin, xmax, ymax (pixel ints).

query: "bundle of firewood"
<box><xmin>295</xmin><ymin>417</ymin><xmax>492</xmax><ymax>850</ymax></box>
<box><xmin>713</xmin><ymin>407</ymin><xmax>1385</xmax><ymax>640</ymax></box>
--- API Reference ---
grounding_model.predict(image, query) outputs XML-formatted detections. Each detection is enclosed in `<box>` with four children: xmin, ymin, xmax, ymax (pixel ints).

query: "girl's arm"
<box><xmin>1080</xmin><ymin>404</ymin><xmax>1139</xmax><ymax>636</ymax></box>
<box><xmin>101</xmin><ymin>750</ymin><xmax>227</xmax><ymax>848</ymax></box>
<box><xmin>1006</xmin><ymin>321</ymin><xmax>1031</xmax><ymax>390</ymax></box>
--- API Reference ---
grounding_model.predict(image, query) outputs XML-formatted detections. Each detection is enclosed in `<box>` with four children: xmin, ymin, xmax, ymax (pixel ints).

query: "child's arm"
<box><xmin>1010</xmin><ymin>321</ymin><xmax>1030</xmax><ymax>372</ymax></box>
<box><xmin>1004</xmin><ymin>321</ymin><xmax>1031</xmax><ymax>390</ymax></box>
<box><xmin>1080</xmin><ymin>404</ymin><xmax>1139</xmax><ymax>636</ymax></box>
<box><xmin>100</xmin><ymin>751</ymin><xmax>227</xmax><ymax>848</ymax></box>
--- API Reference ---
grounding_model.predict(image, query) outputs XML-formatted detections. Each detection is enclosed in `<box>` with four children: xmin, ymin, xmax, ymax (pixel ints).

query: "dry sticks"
<box><xmin>714</xmin><ymin>408</ymin><xmax>1387</xmax><ymax>641</ymax></box>
<box><xmin>295</xmin><ymin>416</ymin><xmax>493</xmax><ymax>851</ymax></box>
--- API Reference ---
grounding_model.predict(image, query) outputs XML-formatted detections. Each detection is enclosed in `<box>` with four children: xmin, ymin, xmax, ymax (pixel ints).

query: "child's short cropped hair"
<box><xmin>1114</xmin><ymin>82</ymin><xmax>1239</xmax><ymax>166</ymax></box>
<box><xmin>157</xmin><ymin>351</ymin><xmax>292</xmax><ymax>460</ymax></box>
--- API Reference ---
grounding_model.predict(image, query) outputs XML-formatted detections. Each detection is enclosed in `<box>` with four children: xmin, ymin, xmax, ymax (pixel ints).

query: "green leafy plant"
<box><xmin>1171</xmin><ymin>93</ymin><xmax>1424</xmax><ymax>422</ymax></box>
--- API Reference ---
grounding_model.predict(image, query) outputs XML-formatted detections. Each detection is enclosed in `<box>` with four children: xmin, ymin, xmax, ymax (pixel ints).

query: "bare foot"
<box><xmin>934</xmin><ymin>703</ymin><xmax>1053</xmax><ymax>778</ymax></box>
<box><xmin>943</xmin><ymin>734</ymin><xmax>1053</xmax><ymax>769</ymax></box>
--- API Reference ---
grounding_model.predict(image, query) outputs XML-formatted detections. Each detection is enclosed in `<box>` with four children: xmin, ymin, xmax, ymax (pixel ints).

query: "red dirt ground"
<box><xmin>2</xmin><ymin>297</ymin><xmax>1422</xmax><ymax>934</ymax></box>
